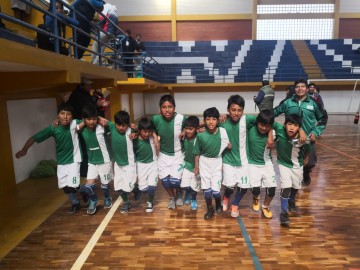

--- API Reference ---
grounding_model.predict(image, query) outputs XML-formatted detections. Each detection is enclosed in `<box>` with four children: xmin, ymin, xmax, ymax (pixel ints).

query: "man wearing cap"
<box><xmin>254</xmin><ymin>80</ymin><xmax>275</xmax><ymax>111</ymax></box>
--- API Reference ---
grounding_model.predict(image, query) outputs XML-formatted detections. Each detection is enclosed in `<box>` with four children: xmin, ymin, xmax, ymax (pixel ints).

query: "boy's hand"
<box><xmin>15</xmin><ymin>149</ymin><xmax>27</xmax><ymax>159</ymax></box>
<box><xmin>52</xmin><ymin>119</ymin><xmax>59</xmax><ymax>127</ymax></box>
<box><xmin>227</xmin><ymin>142</ymin><xmax>232</xmax><ymax>150</ymax></box>
<box><xmin>193</xmin><ymin>167</ymin><xmax>199</xmax><ymax>176</ymax></box>
<box><xmin>308</xmin><ymin>133</ymin><xmax>316</xmax><ymax>142</ymax></box>
<box><xmin>219</xmin><ymin>114</ymin><xmax>227</xmax><ymax>123</ymax></box>
<box><xmin>129</xmin><ymin>132</ymin><xmax>138</xmax><ymax>140</ymax></box>
<box><xmin>179</xmin><ymin>130</ymin><xmax>186</xmax><ymax>140</ymax></box>
<box><xmin>299</xmin><ymin>129</ymin><xmax>307</xmax><ymax>143</ymax></box>
<box><xmin>130</xmin><ymin>123</ymin><xmax>138</xmax><ymax>130</ymax></box>
<box><xmin>98</xmin><ymin>116</ymin><xmax>108</xmax><ymax>126</ymax></box>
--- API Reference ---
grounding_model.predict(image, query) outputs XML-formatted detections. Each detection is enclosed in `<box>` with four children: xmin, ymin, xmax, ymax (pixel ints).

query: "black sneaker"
<box><xmin>146</xmin><ymin>202</ymin><xmax>154</xmax><ymax>213</ymax></box>
<box><xmin>204</xmin><ymin>206</ymin><xmax>215</xmax><ymax>220</ymax></box>
<box><xmin>215</xmin><ymin>205</ymin><xmax>222</xmax><ymax>214</ymax></box>
<box><xmin>120</xmin><ymin>201</ymin><xmax>132</xmax><ymax>214</ymax></box>
<box><xmin>67</xmin><ymin>203</ymin><xmax>80</xmax><ymax>214</ymax></box>
<box><xmin>288</xmin><ymin>201</ymin><xmax>297</xmax><ymax>213</ymax></box>
<box><xmin>280</xmin><ymin>211</ymin><xmax>290</xmax><ymax>225</ymax></box>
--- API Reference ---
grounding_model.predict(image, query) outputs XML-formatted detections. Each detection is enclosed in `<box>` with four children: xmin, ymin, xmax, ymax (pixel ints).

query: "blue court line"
<box><xmin>236</xmin><ymin>216</ymin><xmax>263</xmax><ymax>270</ymax></box>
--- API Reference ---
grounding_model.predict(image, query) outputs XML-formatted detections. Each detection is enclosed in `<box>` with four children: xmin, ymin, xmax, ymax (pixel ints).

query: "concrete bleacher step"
<box><xmin>291</xmin><ymin>40</ymin><xmax>324</xmax><ymax>79</ymax></box>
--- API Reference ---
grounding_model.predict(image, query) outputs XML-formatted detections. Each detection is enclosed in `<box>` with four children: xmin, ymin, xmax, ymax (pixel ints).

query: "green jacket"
<box><xmin>273</xmin><ymin>94</ymin><xmax>328</xmax><ymax>137</ymax></box>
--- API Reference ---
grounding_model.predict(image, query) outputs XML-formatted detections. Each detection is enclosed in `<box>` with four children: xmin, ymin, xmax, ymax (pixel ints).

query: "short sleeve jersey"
<box><xmin>184</xmin><ymin>137</ymin><xmax>196</xmax><ymax>172</ymax></box>
<box><xmin>193</xmin><ymin>127</ymin><xmax>229</xmax><ymax>158</ymax></box>
<box><xmin>151</xmin><ymin>113</ymin><xmax>186</xmax><ymax>156</ymax></box>
<box><xmin>273</xmin><ymin>122</ymin><xmax>311</xmax><ymax>168</ymax></box>
<box><xmin>247</xmin><ymin>124</ymin><xmax>272</xmax><ymax>165</ymax></box>
<box><xmin>108</xmin><ymin>122</ymin><xmax>135</xmax><ymax>166</ymax></box>
<box><xmin>32</xmin><ymin>119</ymin><xmax>82</xmax><ymax>165</ymax></box>
<box><xmin>221</xmin><ymin>115</ymin><xmax>256</xmax><ymax>166</ymax></box>
<box><xmin>81</xmin><ymin>125</ymin><xmax>111</xmax><ymax>165</ymax></box>
<box><xmin>133</xmin><ymin>137</ymin><xmax>157</xmax><ymax>164</ymax></box>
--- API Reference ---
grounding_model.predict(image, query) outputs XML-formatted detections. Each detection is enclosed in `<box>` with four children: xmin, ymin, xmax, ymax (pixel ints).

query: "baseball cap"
<box><xmin>81</xmin><ymin>77</ymin><xmax>93</xmax><ymax>85</ymax></box>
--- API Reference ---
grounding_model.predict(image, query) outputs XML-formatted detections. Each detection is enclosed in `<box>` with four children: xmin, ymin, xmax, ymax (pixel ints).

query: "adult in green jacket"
<box><xmin>273</xmin><ymin>79</ymin><xmax>328</xmax><ymax>186</ymax></box>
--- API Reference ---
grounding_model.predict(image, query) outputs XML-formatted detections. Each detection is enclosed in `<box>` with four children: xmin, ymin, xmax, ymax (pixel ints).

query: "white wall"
<box><xmin>107</xmin><ymin>0</ymin><xmax>171</xmax><ymax>16</ymax></box>
<box><xmin>339</xmin><ymin>0</ymin><xmax>360</xmax><ymax>13</ymax></box>
<box><xmin>177</xmin><ymin>0</ymin><xmax>253</xmax><ymax>15</ymax></box>
<box><xmin>8</xmin><ymin>98</ymin><xmax>57</xmax><ymax>184</ymax></box>
<box><xmin>133</xmin><ymin>93</ymin><xmax>144</xmax><ymax>120</ymax></box>
<box><xmin>121</xmin><ymin>93</ymin><xmax>130</xmax><ymax>112</ymax></box>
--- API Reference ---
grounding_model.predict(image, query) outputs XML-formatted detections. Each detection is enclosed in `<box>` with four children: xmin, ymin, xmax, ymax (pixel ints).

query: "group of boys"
<box><xmin>16</xmin><ymin>79</ymin><xmax>327</xmax><ymax>225</ymax></box>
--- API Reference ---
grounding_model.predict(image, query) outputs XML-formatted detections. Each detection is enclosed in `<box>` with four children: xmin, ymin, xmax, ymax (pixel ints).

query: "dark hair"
<box><xmin>114</xmin><ymin>110</ymin><xmax>130</xmax><ymax>125</ymax></box>
<box><xmin>308</xmin><ymin>83</ymin><xmax>316</xmax><ymax>88</ymax></box>
<box><xmin>82</xmin><ymin>104</ymin><xmax>98</xmax><ymax>118</ymax></box>
<box><xmin>203</xmin><ymin>107</ymin><xmax>220</xmax><ymax>119</ymax></box>
<box><xmin>285</xmin><ymin>114</ymin><xmax>302</xmax><ymax>127</ymax></box>
<box><xmin>184</xmin><ymin>116</ymin><xmax>200</xmax><ymax>128</ymax></box>
<box><xmin>138</xmin><ymin>117</ymin><xmax>154</xmax><ymax>131</ymax></box>
<box><xmin>256</xmin><ymin>109</ymin><xmax>274</xmax><ymax>125</ymax></box>
<box><xmin>159</xmin><ymin>94</ymin><xmax>176</xmax><ymax>107</ymax></box>
<box><xmin>294</xmin><ymin>79</ymin><xmax>308</xmax><ymax>88</ymax></box>
<box><xmin>227</xmin><ymin>95</ymin><xmax>245</xmax><ymax>109</ymax></box>
<box><xmin>262</xmin><ymin>80</ymin><xmax>269</xmax><ymax>86</ymax></box>
<box><xmin>57</xmin><ymin>102</ymin><xmax>73</xmax><ymax>114</ymax></box>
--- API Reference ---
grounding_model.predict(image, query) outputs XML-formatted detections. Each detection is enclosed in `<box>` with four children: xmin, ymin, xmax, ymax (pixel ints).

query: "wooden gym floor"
<box><xmin>0</xmin><ymin>115</ymin><xmax>360</xmax><ymax>269</ymax></box>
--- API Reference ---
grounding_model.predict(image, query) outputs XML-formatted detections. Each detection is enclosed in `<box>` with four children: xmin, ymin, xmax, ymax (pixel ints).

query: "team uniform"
<box><xmin>247</xmin><ymin>125</ymin><xmax>276</xmax><ymax>189</ymax></box>
<box><xmin>181</xmin><ymin>137</ymin><xmax>201</xmax><ymax>192</ymax></box>
<box><xmin>273</xmin><ymin>122</ymin><xmax>311</xmax><ymax>189</ymax></box>
<box><xmin>32</xmin><ymin>119</ymin><xmax>82</xmax><ymax>189</ymax></box>
<box><xmin>151</xmin><ymin>113</ymin><xmax>186</xmax><ymax>182</ymax></box>
<box><xmin>221</xmin><ymin>115</ymin><xmax>256</xmax><ymax>189</ymax></box>
<box><xmin>193</xmin><ymin>128</ymin><xmax>229</xmax><ymax>192</ymax></box>
<box><xmin>133</xmin><ymin>136</ymin><xmax>158</xmax><ymax>191</ymax></box>
<box><xmin>108</xmin><ymin>122</ymin><xmax>136</xmax><ymax>193</ymax></box>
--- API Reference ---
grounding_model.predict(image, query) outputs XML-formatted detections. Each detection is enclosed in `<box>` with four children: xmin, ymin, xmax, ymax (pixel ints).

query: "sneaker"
<box><xmin>120</xmin><ymin>201</ymin><xmax>132</xmax><ymax>214</ymax></box>
<box><xmin>204</xmin><ymin>206</ymin><xmax>215</xmax><ymax>220</ymax></box>
<box><xmin>146</xmin><ymin>202</ymin><xmax>154</xmax><ymax>213</ymax></box>
<box><xmin>87</xmin><ymin>199</ymin><xmax>98</xmax><ymax>215</ymax></box>
<box><xmin>230</xmin><ymin>205</ymin><xmax>239</xmax><ymax>218</ymax></box>
<box><xmin>288</xmin><ymin>201</ymin><xmax>297</xmax><ymax>213</ymax></box>
<box><xmin>81</xmin><ymin>192</ymin><xmax>89</xmax><ymax>205</ymax></box>
<box><xmin>104</xmin><ymin>196</ymin><xmax>113</xmax><ymax>209</ymax></box>
<box><xmin>176</xmin><ymin>195</ymin><xmax>184</xmax><ymax>206</ymax></box>
<box><xmin>222</xmin><ymin>196</ymin><xmax>230</xmax><ymax>212</ymax></box>
<box><xmin>168</xmin><ymin>197</ymin><xmax>176</xmax><ymax>210</ymax></box>
<box><xmin>184</xmin><ymin>192</ymin><xmax>191</xmax><ymax>205</ymax></box>
<box><xmin>190</xmin><ymin>199</ymin><xmax>198</xmax><ymax>211</ymax></box>
<box><xmin>252</xmin><ymin>198</ymin><xmax>260</xmax><ymax>212</ymax></box>
<box><xmin>215</xmin><ymin>204</ymin><xmax>223</xmax><ymax>214</ymax></box>
<box><xmin>262</xmin><ymin>206</ymin><xmax>273</xmax><ymax>219</ymax></box>
<box><xmin>280</xmin><ymin>211</ymin><xmax>290</xmax><ymax>225</ymax></box>
<box><xmin>67</xmin><ymin>203</ymin><xmax>80</xmax><ymax>214</ymax></box>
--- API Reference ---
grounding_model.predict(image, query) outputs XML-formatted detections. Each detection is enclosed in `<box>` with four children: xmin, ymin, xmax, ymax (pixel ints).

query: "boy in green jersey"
<box><xmin>181</xmin><ymin>116</ymin><xmax>201</xmax><ymax>211</ymax></box>
<box><xmin>15</xmin><ymin>103</ymin><xmax>83</xmax><ymax>214</ymax></box>
<box><xmin>133</xmin><ymin>117</ymin><xmax>158</xmax><ymax>213</ymax></box>
<box><xmin>247</xmin><ymin>109</ymin><xmax>277</xmax><ymax>219</ymax></box>
<box><xmin>78</xmin><ymin>105</ymin><xmax>113</xmax><ymax>215</ymax></box>
<box><xmin>193</xmin><ymin>107</ymin><xmax>229</xmax><ymax>220</ymax></box>
<box><xmin>151</xmin><ymin>95</ymin><xmax>187</xmax><ymax>210</ymax></box>
<box><xmin>104</xmin><ymin>110</ymin><xmax>136</xmax><ymax>214</ymax></box>
<box><xmin>273</xmin><ymin>114</ymin><xmax>310</xmax><ymax>225</ymax></box>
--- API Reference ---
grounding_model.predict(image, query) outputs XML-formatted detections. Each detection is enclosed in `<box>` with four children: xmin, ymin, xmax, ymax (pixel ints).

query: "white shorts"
<box><xmin>278</xmin><ymin>164</ymin><xmax>303</xmax><ymax>189</ymax></box>
<box><xmin>137</xmin><ymin>161</ymin><xmax>158</xmax><ymax>191</ymax></box>
<box><xmin>87</xmin><ymin>162</ymin><xmax>113</xmax><ymax>184</ymax></box>
<box><xmin>57</xmin><ymin>162</ymin><xmax>80</xmax><ymax>189</ymax></box>
<box><xmin>223</xmin><ymin>163</ymin><xmax>250</xmax><ymax>189</ymax></box>
<box><xmin>181</xmin><ymin>168</ymin><xmax>201</xmax><ymax>192</ymax></box>
<box><xmin>114</xmin><ymin>163</ymin><xmax>137</xmax><ymax>193</ymax></box>
<box><xmin>248</xmin><ymin>163</ymin><xmax>277</xmax><ymax>188</ymax></box>
<box><xmin>199</xmin><ymin>156</ymin><xmax>222</xmax><ymax>192</ymax></box>
<box><xmin>158</xmin><ymin>152</ymin><xmax>185</xmax><ymax>180</ymax></box>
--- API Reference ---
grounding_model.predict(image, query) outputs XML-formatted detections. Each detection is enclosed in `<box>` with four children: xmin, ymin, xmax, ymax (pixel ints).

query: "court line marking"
<box><xmin>317</xmin><ymin>142</ymin><xmax>360</xmax><ymax>162</ymax></box>
<box><xmin>71</xmin><ymin>196</ymin><xmax>123</xmax><ymax>270</ymax></box>
<box><xmin>237</xmin><ymin>216</ymin><xmax>263</xmax><ymax>270</ymax></box>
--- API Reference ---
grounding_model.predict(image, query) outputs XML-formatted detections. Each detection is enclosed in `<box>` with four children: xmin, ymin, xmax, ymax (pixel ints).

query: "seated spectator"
<box><xmin>91</xmin><ymin>2</ymin><xmax>118</xmax><ymax>65</ymax></box>
<box><xmin>37</xmin><ymin>1</ymin><xmax>79</xmax><ymax>56</ymax></box>
<box><xmin>71</xmin><ymin>0</ymin><xmax>104</xmax><ymax>59</ymax></box>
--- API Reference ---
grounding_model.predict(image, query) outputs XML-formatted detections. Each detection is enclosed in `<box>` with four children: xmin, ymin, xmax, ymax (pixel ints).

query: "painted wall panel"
<box><xmin>8</xmin><ymin>99</ymin><xmax>57</xmax><ymax>184</ymax></box>
<box><xmin>107</xmin><ymin>0</ymin><xmax>171</xmax><ymax>16</ymax></box>
<box><xmin>339</xmin><ymin>19</ymin><xmax>360</xmax><ymax>39</ymax></box>
<box><xmin>121</xmin><ymin>93</ymin><xmax>130</xmax><ymax>112</ymax></box>
<box><xmin>177</xmin><ymin>0</ymin><xmax>253</xmax><ymax>15</ymax></box>
<box><xmin>119</xmin><ymin>22</ymin><xmax>172</xmax><ymax>42</ymax></box>
<box><xmin>339</xmin><ymin>0</ymin><xmax>360</xmax><ymax>13</ymax></box>
<box><xmin>133</xmin><ymin>93</ymin><xmax>145</xmax><ymax>120</ymax></box>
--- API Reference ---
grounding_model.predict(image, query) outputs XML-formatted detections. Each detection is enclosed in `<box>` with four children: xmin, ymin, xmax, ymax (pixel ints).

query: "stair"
<box><xmin>291</xmin><ymin>40</ymin><xmax>325</xmax><ymax>79</ymax></box>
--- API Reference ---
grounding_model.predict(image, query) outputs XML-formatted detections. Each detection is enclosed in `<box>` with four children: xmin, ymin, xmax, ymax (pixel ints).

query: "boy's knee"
<box><xmin>251</xmin><ymin>187</ymin><xmax>261</xmax><ymax>196</ymax></box>
<box><xmin>170</xmin><ymin>177</ymin><xmax>181</xmax><ymax>188</ymax></box>
<box><xmin>224</xmin><ymin>186</ymin><xmax>234</xmax><ymax>197</ymax></box>
<box><xmin>280</xmin><ymin>187</ymin><xmax>291</xmax><ymax>199</ymax></box>
<box><xmin>266</xmin><ymin>187</ymin><xmax>276</xmax><ymax>198</ymax></box>
<box><xmin>236</xmin><ymin>187</ymin><xmax>248</xmax><ymax>195</ymax></box>
<box><xmin>161</xmin><ymin>177</ymin><xmax>171</xmax><ymax>188</ymax></box>
<box><xmin>212</xmin><ymin>190</ymin><xmax>221</xmax><ymax>199</ymax></box>
<box><xmin>203</xmin><ymin>188</ymin><xmax>212</xmax><ymax>200</ymax></box>
<box><xmin>148</xmin><ymin>186</ymin><xmax>156</xmax><ymax>195</ymax></box>
<box><xmin>101</xmin><ymin>183</ymin><xmax>111</xmax><ymax>192</ymax></box>
<box><xmin>63</xmin><ymin>186</ymin><xmax>78</xmax><ymax>194</ymax></box>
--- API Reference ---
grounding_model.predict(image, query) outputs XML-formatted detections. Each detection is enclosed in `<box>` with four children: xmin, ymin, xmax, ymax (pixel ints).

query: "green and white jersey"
<box><xmin>108</xmin><ymin>122</ymin><xmax>135</xmax><ymax>166</ymax></box>
<box><xmin>247</xmin><ymin>124</ymin><xmax>272</xmax><ymax>166</ymax></box>
<box><xmin>221</xmin><ymin>115</ymin><xmax>256</xmax><ymax>166</ymax></box>
<box><xmin>151</xmin><ymin>113</ymin><xmax>186</xmax><ymax>156</ymax></box>
<box><xmin>193</xmin><ymin>127</ymin><xmax>229</xmax><ymax>158</ymax></box>
<box><xmin>32</xmin><ymin>119</ymin><xmax>81</xmax><ymax>165</ymax></box>
<box><xmin>133</xmin><ymin>137</ymin><xmax>157</xmax><ymax>164</ymax></box>
<box><xmin>81</xmin><ymin>125</ymin><xmax>111</xmax><ymax>165</ymax></box>
<box><xmin>184</xmin><ymin>137</ymin><xmax>196</xmax><ymax>172</ymax></box>
<box><xmin>273</xmin><ymin>122</ymin><xmax>311</xmax><ymax>168</ymax></box>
